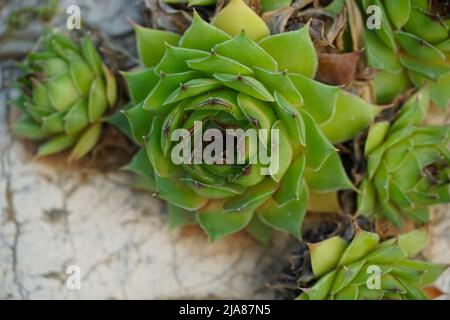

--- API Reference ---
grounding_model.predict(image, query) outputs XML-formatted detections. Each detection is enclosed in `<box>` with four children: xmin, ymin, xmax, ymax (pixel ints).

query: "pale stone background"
<box><xmin>0</xmin><ymin>0</ymin><xmax>448</xmax><ymax>300</ymax></box>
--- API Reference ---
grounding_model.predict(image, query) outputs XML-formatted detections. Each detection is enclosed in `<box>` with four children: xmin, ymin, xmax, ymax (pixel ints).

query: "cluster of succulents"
<box><xmin>358</xmin><ymin>87</ymin><xmax>450</xmax><ymax>228</ymax></box>
<box><xmin>122</xmin><ymin>0</ymin><xmax>379</xmax><ymax>242</ymax></box>
<box><xmin>10</xmin><ymin>0</ymin><xmax>449</xmax><ymax>300</ymax></box>
<box><xmin>14</xmin><ymin>32</ymin><xmax>117</xmax><ymax>161</ymax></box>
<box><xmin>274</xmin><ymin>223</ymin><xmax>447</xmax><ymax>300</ymax></box>
<box><xmin>360</xmin><ymin>0</ymin><xmax>450</xmax><ymax>106</ymax></box>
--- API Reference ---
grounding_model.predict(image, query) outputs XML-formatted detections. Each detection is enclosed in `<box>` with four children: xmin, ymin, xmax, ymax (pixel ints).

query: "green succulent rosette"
<box><xmin>295</xmin><ymin>228</ymin><xmax>447</xmax><ymax>300</ymax></box>
<box><xmin>13</xmin><ymin>32</ymin><xmax>117</xmax><ymax>161</ymax></box>
<box><xmin>357</xmin><ymin>87</ymin><xmax>450</xmax><ymax>228</ymax></box>
<box><xmin>163</xmin><ymin>0</ymin><xmax>293</xmax><ymax>13</ymax></box>
<box><xmin>359</xmin><ymin>0</ymin><xmax>450</xmax><ymax>107</ymax></box>
<box><xmin>123</xmin><ymin>0</ymin><xmax>378</xmax><ymax>242</ymax></box>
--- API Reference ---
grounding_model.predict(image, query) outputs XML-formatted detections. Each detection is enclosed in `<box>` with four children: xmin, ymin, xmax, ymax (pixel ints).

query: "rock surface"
<box><xmin>0</xmin><ymin>0</ymin><xmax>448</xmax><ymax>300</ymax></box>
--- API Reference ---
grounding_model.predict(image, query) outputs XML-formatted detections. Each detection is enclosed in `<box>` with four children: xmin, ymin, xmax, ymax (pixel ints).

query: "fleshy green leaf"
<box><xmin>134</xmin><ymin>24</ymin><xmax>180</xmax><ymax>68</ymax></box>
<box><xmin>212</xmin><ymin>0</ymin><xmax>270</xmax><ymax>41</ymax></box>
<box><xmin>69</xmin><ymin>123</ymin><xmax>102</xmax><ymax>161</ymax></box>
<box><xmin>197</xmin><ymin>200</ymin><xmax>253</xmax><ymax>241</ymax></box>
<box><xmin>259</xmin><ymin>23</ymin><xmax>318</xmax><ymax>77</ymax></box>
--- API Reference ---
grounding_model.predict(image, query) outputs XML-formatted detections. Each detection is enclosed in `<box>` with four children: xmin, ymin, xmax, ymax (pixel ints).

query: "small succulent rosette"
<box><xmin>122</xmin><ymin>0</ymin><xmax>379</xmax><ymax>242</ymax></box>
<box><xmin>357</xmin><ymin>87</ymin><xmax>450</xmax><ymax>228</ymax></box>
<box><xmin>13</xmin><ymin>31</ymin><xmax>117</xmax><ymax>161</ymax></box>
<box><xmin>359</xmin><ymin>0</ymin><xmax>450</xmax><ymax>107</ymax></box>
<box><xmin>275</xmin><ymin>226</ymin><xmax>447</xmax><ymax>300</ymax></box>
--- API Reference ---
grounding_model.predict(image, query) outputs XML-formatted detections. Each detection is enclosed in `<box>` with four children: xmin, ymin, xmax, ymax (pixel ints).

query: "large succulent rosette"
<box><xmin>357</xmin><ymin>87</ymin><xmax>450</xmax><ymax>228</ymax></box>
<box><xmin>13</xmin><ymin>32</ymin><xmax>117</xmax><ymax>160</ymax></box>
<box><xmin>123</xmin><ymin>0</ymin><xmax>378</xmax><ymax>242</ymax></box>
<box><xmin>291</xmin><ymin>228</ymin><xmax>447</xmax><ymax>300</ymax></box>
<box><xmin>359</xmin><ymin>0</ymin><xmax>450</xmax><ymax>107</ymax></box>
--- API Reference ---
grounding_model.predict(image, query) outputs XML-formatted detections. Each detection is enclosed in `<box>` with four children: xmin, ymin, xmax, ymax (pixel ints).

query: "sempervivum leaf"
<box><xmin>395</xmin><ymin>31</ymin><xmax>446</xmax><ymax>62</ymax></box>
<box><xmin>13</xmin><ymin>116</ymin><xmax>51</xmax><ymax>140</ymax></box>
<box><xmin>246</xmin><ymin>214</ymin><xmax>273</xmax><ymax>246</ymax></box>
<box><xmin>363</xmin><ymin>27</ymin><xmax>403</xmax><ymax>74</ymax></box>
<box><xmin>156</xmin><ymin>175</ymin><xmax>209</xmax><ymax>211</ymax></box>
<box><xmin>300</xmin><ymin>109</ymin><xmax>336</xmax><ymax>170</ymax></box>
<box><xmin>320</xmin><ymin>90</ymin><xmax>380</xmax><ymax>144</ymax></box>
<box><xmin>272</xmin><ymin>154</ymin><xmax>306</xmax><ymax>205</ymax></box>
<box><xmin>144</xmin><ymin>117</ymin><xmax>180</xmax><ymax>178</ymax></box>
<box><xmin>224</xmin><ymin>178</ymin><xmax>278</xmax><ymax>213</ymax></box>
<box><xmin>365</xmin><ymin>121</ymin><xmax>390</xmax><ymax>156</ymax></box>
<box><xmin>213</xmin><ymin>73</ymin><xmax>274</xmax><ymax>102</ymax></box>
<box><xmin>70</xmin><ymin>56</ymin><xmax>95</xmax><ymax>96</ymax></box>
<box><xmin>338</xmin><ymin>230</ymin><xmax>379</xmax><ymax>265</ymax></box>
<box><xmin>374</xmin><ymin>70</ymin><xmax>412</xmax><ymax>104</ymax></box>
<box><xmin>168</xmin><ymin>203</ymin><xmax>195</xmax><ymax>230</ymax></box>
<box><xmin>122</xmin><ymin>68</ymin><xmax>160</xmax><ymax>104</ymax></box>
<box><xmin>182</xmin><ymin>178</ymin><xmax>245</xmax><ymax>199</ymax></box>
<box><xmin>36</xmin><ymin>134</ymin><xmax>78</xmax><ymax>158</ymax></box>
<box><xmin>305</xmin><ymin>152</ymin><xmax>355</xmax><ymax>192</ymax></box>
<box><xmin>187</xmin><ymin>52</ymin><xmax>254</xmax><ymax>75</ymax></box>
<box><xmin>102</xmin><ymin>64</ymin><xmax>117</xmax><ymax>107</ymax></box>
<box><xmin>143</xmin><ymin>71</ymin><xmax>197</xmax><ymax>113</ymax></box>
<box><xmin>429</xmin><ymin>73</ymin><xmax>450</xmax><ymax>109</ymax></box>
<box><xmin>47</xmin><ymin>73</ymin><xmax>80</xmax><ymax>112</ymax></box>
<box><xmin>181</xmin><ymin>12</ymin><xmax>231</xmax><ymax>51</ymax></box>
<box><xmin>273</xmin><ymin>92</ymin><xmax>306</xmax><ymax>146</ymax></box>
<box><xmin>290</xmin><ymin>74</ymin><xmax>337</xmax><ymax>124</ymax></box>
<box><xmin>122</xmin><ymin>103</ymin><xmax>153</xmax><ymax>145</ymax></box>
<box><xmin>259</xmin><ymin>23</ymin><xmax>318</xmax><ymax>78</ymax></box>
<box><xmin>258</xmin><ymin>181</ymin><xmax>308</xmax><ymax>239</ymax></box>
<box><xmin>237</xmin><ymin>93</ymin><xmax>277</xmax><ymax>132</ymax></box>
<box><xmin>214</xmin><ymin>31</ymin><xmax>278</xmax><ymax>71</ymax></box>
<box><xmin>197</xmin><ymin>200</ymin><xmax>253</xmax><ymax>241</ymax></box>
<box><xmin>81</xmin><ymin>37</ymin><xmax>103</xmax><ymax>76</ymax></box>
<box><xmin>88</xmin><ymin>78</ymin><xmax>108</xmax><ymax>123</ymax></box>
<box><xmin>134</xmin><ymin>24</ymin><xmax>180</xmax><ymax>68</ymax></box>
<box><xmin>155</xmin><ymin>46</ymin><xmax>209</xmax><ymax>74</ymax></box>
<box><xmin>390</xmin><ymin>86</ymin><xmax>429</xmax><ymax>132</ymax></box>
<box><xmin>187</xmin><ymin>90</ymin><xmax>246</xmax><ymax>120</ymax></box>
<box><xmin>24</xmin><ymin>103</ymin><xmax>52</xmax><ymax>123</ymax></box>
<box><xmin>269</xmin><ymin>121</ymin><xmax>294</xmax><ymax>182</ymax></box>
<box><xmin>69</xmin><ymin>123</ymin><xmax>102</xmax><ymax>161</ymax></box>
<box><xmin>308</xmin><ymin>236</ymin><xmax>348</xmax><ymax>277</ymax></box>
<box><xmin>384</xmin><ymin>0</ymin><xmax>411</xmax><ymax>29</ymax></box>
<box><xmin>122</xmin><ymin>148</ymin><xmax>155</xmax><ymax>180</ymax></box>
<box><xmin>403</xmin><ymin>7</ymin><xmax>449</xmax><ymax>44</ymax></box>
<box><xmin>31</xmin><ymin>80</ymin><xmax>51</xmax><ymax>107</ymax></box>
<box><xmin>255</xmin><ymin>69</ymin><xmax>303</xmax><ymax>106</ymax></box>
<box><xmin>64</xmin><ymin>99</ymin><xmax>89</xmax><ymax>135</ymax></box>
<box><xmin>397</xmin><ymin>227</ymin><xmax>428</xmax><ymax>258</ymax></box>
<box><xmin>165</xmin><ymin>78</ymin><xmax>222</xmax><ymax>105</ymax></box>
<box><xmin>212</xmin><ymin>0</ymin><xmax>270</xmax><ymax>41</ymax></box>
<box><xmin>399</xmin><ymin>55</ymin><xmax>450</xmax><ymax>81</ymax></box>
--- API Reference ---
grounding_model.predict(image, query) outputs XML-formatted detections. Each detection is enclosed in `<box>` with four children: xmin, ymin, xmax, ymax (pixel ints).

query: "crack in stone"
<box><xmin>1</xmin><ymin>65</ymin><xmax>29</xmax><ymax>299</ymax></box>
